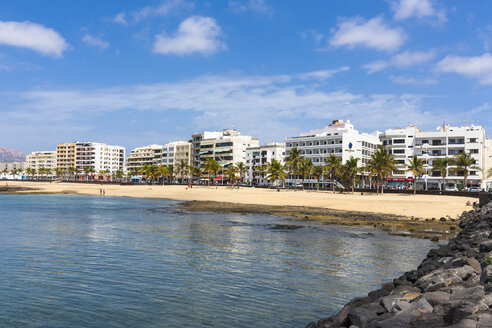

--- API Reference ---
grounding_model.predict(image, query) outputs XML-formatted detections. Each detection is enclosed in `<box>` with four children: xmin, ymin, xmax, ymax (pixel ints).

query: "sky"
<box><xmin>1</xmin><ymin>0</ymin><xmax>492</xmax><ymax>154</ymax></box>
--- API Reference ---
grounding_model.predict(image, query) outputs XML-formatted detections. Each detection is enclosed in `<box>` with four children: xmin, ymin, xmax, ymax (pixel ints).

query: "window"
<box><xmin>393</xmin><ymin>149</ymin><xmax>405</xmax><ymax>154</ymax></box>
<box><xmin>469</xmin><ymin>138</ymin><xmax>477</xmax><ymax>143</ymax></box>
<box><xmin>470</xmin><ymin>149</ymin><xmax>479</xmax><ymax>154</ymax></box>
<box><xmin>393</xmin><ymin>139</ymin><xmax>405</xmax><ymax>144</ymax></box>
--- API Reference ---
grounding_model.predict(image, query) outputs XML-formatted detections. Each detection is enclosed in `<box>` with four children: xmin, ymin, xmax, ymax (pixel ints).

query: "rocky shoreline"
<box><xmin>305</xmin><ymin>201</ymin><xmax>492</xmax><ymax>328</ymax></box>
<box><xmin>181</xmin><ymin>200</ymin><xmax>459</xmax><ymax>239</ymax></box>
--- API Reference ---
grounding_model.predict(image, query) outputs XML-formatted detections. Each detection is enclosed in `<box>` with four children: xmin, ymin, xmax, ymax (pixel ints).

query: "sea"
<box><xmin>0</xmin><ymin>194</ymin><xmax>435</xmax><ymax>327</ymax></box>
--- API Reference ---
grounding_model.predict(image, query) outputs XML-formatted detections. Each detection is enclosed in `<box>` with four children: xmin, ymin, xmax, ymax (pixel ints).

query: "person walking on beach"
<box><xmin>99</xmin><ymin>188</ymin><xmax>102</xmax><ymax>195</ymax></box>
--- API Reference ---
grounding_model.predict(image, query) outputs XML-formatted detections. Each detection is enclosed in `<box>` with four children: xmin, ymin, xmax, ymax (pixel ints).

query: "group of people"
<box><xmin>99</xmin><ymin>188</ymin><xmax>105</xmax><ymax>196</ymax></box>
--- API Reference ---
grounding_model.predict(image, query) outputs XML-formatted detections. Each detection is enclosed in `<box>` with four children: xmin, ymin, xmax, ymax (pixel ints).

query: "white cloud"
<box><xmin>229</xmin><ymin>0</ymin><xmax>272</xmax><ymax>15</ymax></box>
<box><xmin>364</xmin><ymin>50</ymin><xmax>436</xmax><ymax>73</ymax></box>
<box><xmin>392</xmin><ymin>0</ymin><xmax>446</xmax><ymax>23</ymax></box>
<box><xmin>0</xmin><ymin>68</ymin><xmax>453</xmax><ymax>143</ymax></box>
<box><xmin>134</xmin><ymin>0</ymin><xmax>193</xmax><ymax>22</ymax></box>
<box><xmin>329</xmin><ymin>16</ymin><xmax>405</xmax><ymax>52</ymax></box>
<box><xmin>391</xmin><ymin>76</ymin><xmax>437</xmax><ymax>85</ymax></box>
<box><xmin>82</xmin><ymin>34</ymin><xmax>109</xmax><ymax>50</ymax></box>
<box><xmin>0</xmin><ymin>21</ymin><xmax>68</xmax><ymax>57</ymax></box>
<box><xmin>153</xmin><ymin>16</ymin><xmax>225</xmax><ymax>56</ymax></box>
<box><xmin>436</xmin><ymin>53</ymin><xmax>492</xmax><ymax>84</ymax></box>
<box><xmin>113</xmin><ymin>12</ymin><xmax>127</xmax><ymax>25</ymax></box>
<box><xmin>296</xmin><ymin>67</ymin><xmax>350</xmax><ymax>80</ymax></box>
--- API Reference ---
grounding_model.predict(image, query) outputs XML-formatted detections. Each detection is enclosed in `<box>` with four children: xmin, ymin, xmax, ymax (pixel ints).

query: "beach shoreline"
<box><xmin>1</xmin><ymin>181</ymin><xmax>475</xmax><ymax>238</ymax></box>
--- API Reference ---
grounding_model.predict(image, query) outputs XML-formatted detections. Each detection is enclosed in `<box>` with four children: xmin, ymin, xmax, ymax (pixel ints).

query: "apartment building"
<box><xmin>127</xmin><ymin>144</ymin><xmax>165</xmax><ymax>170</ymax></box>
<box><xmin>172</xmin><ymin>141</ymin><xmax>192</xmax><ymax>166</ymax></box>
<box><xmin>56</xmin><ymin>142</ymin><xmax>76</xmax><ymax>170</ymax></box>
<box><xmin>285</xmin><ymin>120</ymin><xmax>381</xmax><ymax>168</ymax></box>
<box><xmin>193</xmin><ymin>129</ymin><xmax>259</xmax><ymax>168</ymax></box>
<box><xmin>245</xmin><ymin>142</ymin><xmax>286</xmax><ymax>185</ymax></box>
<box><xmin>25</xmin><ymin>151</ymin><xmax>57</xmax><ymax>170</ymax></box>
<box><xmin>0</xmin><ymin>162</ymin><xmax>25</xmax><ymax>172</ymax></box>
<box><xmin>486</xmin><ymin>140</ymin><xmax>492</xmax><ymax>190</ymax></box>
<box><xmin>56</xmin><ymin>142</ymin><xmax>125</xmax><ymax>173</ymax></box>
<box><xmin>380</xmin><ymin>124</ymin><xmax>487</xmax><ymax>189</ymax></box>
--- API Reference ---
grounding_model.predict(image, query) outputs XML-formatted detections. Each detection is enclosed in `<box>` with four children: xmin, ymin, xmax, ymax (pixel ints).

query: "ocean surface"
<box><xmin>0</xmin><ymin>194</ymin><xmax>435</xmax><ymax>327</ymax></box>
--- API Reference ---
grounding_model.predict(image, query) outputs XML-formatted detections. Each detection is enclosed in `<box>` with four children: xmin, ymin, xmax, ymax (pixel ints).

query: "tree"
<box><xmin>406</xmin><ymin>155</ymin><xmax>427</xmax><ymax>195</ymax></box>
<box><xmin>452</xmin><ymin>152</ymin><xmax>480</xmax><ymax>189</ymax></box>
<box><xmin>343</xmin><ymin>156</ymin><xmax>362</xmax><ymax>193</ymax></box>
<box><xmin>83</xmin><ymin>167</ymin><xmax>96</xmax><ymax>181</ymax></box>
<box><xmin>285</xmin><ymin>147</ymin><xmax>303</xmax><ymax>191</ymax></box>
<box><xmin>256</xmin><ymin>165</ymin><xmax>266</xmax><ymax>186</ymax></box>
<box><xmin>54</xmin><ymin>168</ymin><xmax>64</xmax><ymax>179</ymax></box>
<box><xmin>298</xmin><ymin>158</ymin><xmax>313</xmax><ymax>190</ymax></box>
<box><xmin>140</xmin><ymin>164</ymin><xmax>158</xmax><ymax>185</ymax></box>
<box><xmin>190</xmin><ymin>166</ymin><xmax>202</xmax><ymax>185</ymax></box>
<box><xmin>324</xmin><ymin>154</ymin><xmax>342</xmax><ymax>193</ymax></box>
<box><xmin>113</xmin><ymin>170</ymin><xmax>124</xmax><ymax>182</ymax></box>
<box><xmin>26</xmin><ymin>167</ymin><xmax>36</xmax><ymax>180</ymax></box>
<box><xmin>176</xmin><ymin>160</ymin><xmax>189</xmax><ymax>184</ymax></box>
<box><xmin>432</xmin><ymin>157</ymin><xmax>453</xmax><ymax>191</ymax></box>
<box><xmin>266</xmin><ymin>159</ymin><xmax>287</xmax><ymax>191</ymax></box>
<box><xmin>235</xmin><ymin>162</ymin><xmax>247</xmax><ymax>184</ymax></box>
<box><xmin>157</xmin><ymin>165</ymin><xmax>171</xmax><ymax>185</ymax></box>
<box><xmin>204</xmin><ymin>158</ymin><xmax>221</xmax><ymax>188</ymax></box>
<box><xmin>312</xmin><ymin>165</ymin><xmax>324</xmax><ymax>191</ymax></box>
<box><xmin>366</xmin><ymin>145</ymin><xmax>396</xmax><ymax>195</ymax></box>
<box><xmin>225</xmin><ymin>165</ymin><xmax>238</xmax><ymax>188</ymax></box>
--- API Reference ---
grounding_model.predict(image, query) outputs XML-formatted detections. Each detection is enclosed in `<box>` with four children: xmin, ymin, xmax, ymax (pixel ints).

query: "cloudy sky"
<box><xmin>1</xmin><ymin>0</ymin><xmax>491</xmax><ymax>153</ymax></box>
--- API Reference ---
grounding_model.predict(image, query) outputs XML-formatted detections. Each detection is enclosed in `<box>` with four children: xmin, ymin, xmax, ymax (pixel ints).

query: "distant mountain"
<box><xmin>0</xmin><ymin>146</ymin><xmax>26</xmax><ymax>162</ymax></box>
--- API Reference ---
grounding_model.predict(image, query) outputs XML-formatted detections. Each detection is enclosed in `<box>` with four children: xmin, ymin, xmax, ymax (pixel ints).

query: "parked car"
<box><xmin>445</xmin><ymin>187</ymin><xmax>458</xmax><ymax>192</ymax></box>
<box><xmin>468</xmin><ymin>187</ymin><xmax>483</xmax><ymax>192</ymax></box>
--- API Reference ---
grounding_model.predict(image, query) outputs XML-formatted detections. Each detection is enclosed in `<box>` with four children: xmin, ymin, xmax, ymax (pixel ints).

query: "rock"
<box><xmin>477</xmin><ymin>313</ymin><xmax>492</xmax><ymax>328</ymax></box>
<box><xmin>422</xmin><ymin>291</ymin><xmax>451</xmax><ymax>306</ymax></box>
<box><xmin>304</xmin><ymin>322</ymin><xmax>317</xmax><ymax>328</ymax></box>
<box><xmin>447</xmin><ymin>319</ymin><xmax>478</xmax><ymax>328</ymax></box>
<box><xmin>347</xmin><ymin>306</ymin><xmax>378</xmax><ymax>327</ymax></box>
<box><xmin>393</xmin><ymin>300</ymin><xmax>411</xmax><ymax>312</ymax></box>
<box><xmin>330</xmin><ymin>304</ymin><xmax>350</xmax><ymax>327</ymax></box>
<box><xmin>480</xmin><ymin>241</ymin><xmax>492</xmax><ymax>253</ymax></box>
<box><xmin>317</xmin><ymin>317</ymin><xmax>334</xmax><ymax>328</ymax></box>
<box><xmin>416</xmin><ymin>268</ymin><xmax>463</xmax><ymax>292</ymax></box>
<box><xmin>467</xmin><ymin>258</ymin><xmax>482</xmax><ymax>273</ymax></box>
<box><xmin>480</xmin><ymin>266</ymin><xmax>492</xmax><ymax>284</ymax></box>
<box><xmin>450</xmin><ymin>286</ymin><xmax>485</xmax><ymax>303</ymax></box>
<box><xmin>360</xmin><ymin>302</ymin><xmax>386</xmax><ymax>315</ymax></box>
<box><xmin>368</xmin><ymin>283</ymin><xmax>394</xmax><ymax>300</ymax></box>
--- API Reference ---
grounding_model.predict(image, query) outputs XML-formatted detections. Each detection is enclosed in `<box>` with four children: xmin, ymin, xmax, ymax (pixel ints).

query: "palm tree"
<box><xmin>367</xmin><ymin>145</ymin><xmax>396</xmax><ymax>195</ymax></box>
<box><xmin>83</xmin><ymin>167</ymin><xmax>96</xmax><ymax>181</ymax></box>
<box><xmin>140</xmin><ymin>164</ymin><xmax>158</xmax><ymax>185</ymax></box>
<box><xmin>235</xmin><ymin>162</ymin><xmax>248</xmax><ymax>184</ymax></box>
<box><xmin>204</xmin><ymin>158</ymin><xmax>221</xmax><ymax>188</ymax></box>
<box><xmin>298</xmin><ymin>158</ymin><xmax>313</xmax><ymax>190</ymax></box>
<box><xmin>312</xmin><ymin>165</ymin><xmax>324</xmax><ymax>191</ymax></box>
<box><xmin>113</xmin><ymin>170</ymin><xmax>124</xmax><ymax>182</ymax></box>
<box><xmin>225</xmin><ymin>165</ymin><xmax>238</xmax><ymax>188</ymax></box>
<box><xmin>54</xmin><ymin>168</ymin><xmax>64</xmax><ymax>179</ymax></box>
<box><xmin>190</xmin><ymin>166</ymin><xmax>202</xmax><ymax>185</ymax></box>
<box><xmin>452</xmin><ymin>152</ymin><xmax>480</xmax><ymax>189</ymax></box>
<box><xmin>176</xmin><ymin>160</ymin><xmax>189</xmax><ymax>183</ymax></box>
<box><xmin>285</xmin><ymin>147</ymin><xmax>303</xmax><ymax>190</ymax></box>
<box><xmin>25</xmin><ymin>167</ymin><xmax>36</xmax><ymax>180</ymax></box>
<box><xmin>256</xmin><ymin>165</ymin><xmax>266</xmax><ymax>186</ymax></box>
<box><xmin>266</xmin><ymin>159</ymin><xmax>287</xmax><ymax>191</ymax></box>
<box><xmin>343</xmin><ymin>156</ymin><xmax>362</xmax><ymax>193</ymax></box>
<box><xmin>157</xmin><ymin>165</ymin><xmax>171</xmax><ymax>185</ymax></box>
<box><xmin>406</xmin><ymin>155</ymin><xmax>427</xmax><ymax>195</ymax></box>
<box><xmin>432</xmin><ymin>157</ymin><xmax>453</xmax><ymax>191</ymax></box>
<box><xmin>324</xmin><ymin>154</ymin><xmax>342</xmax><ymax>193</ymax></box>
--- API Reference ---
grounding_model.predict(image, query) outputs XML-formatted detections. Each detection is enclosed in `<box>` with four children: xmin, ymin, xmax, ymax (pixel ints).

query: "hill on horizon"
<box><xmin>0</xmin><ymin>146</ymin><xmax>26</xmax><ymax>162</ymax></box>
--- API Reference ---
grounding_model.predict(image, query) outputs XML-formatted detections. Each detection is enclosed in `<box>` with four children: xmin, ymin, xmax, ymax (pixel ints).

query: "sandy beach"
<box><xmin>3</xmin><ymin>181</ymin><xmax>475</xmax><ymax>220</ymax></box>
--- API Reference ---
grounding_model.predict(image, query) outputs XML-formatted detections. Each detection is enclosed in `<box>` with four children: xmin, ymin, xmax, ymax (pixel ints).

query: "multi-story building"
<box><xmin>380</xmin><ymin>124</ymin><xmax>488</xmax><ymax>189</ymax></box>
<box><xmin>285</xmin><ymin>120</ymin><xmax>381</xmax><ymax>183</ymax></box>
<box><xmin>191</xmin><ymin>131</ymin><xmax>225</xmax><ymax>168</ymax></box>
<box><xmin>245</xmin><ymin>142</ymin><xmax>286</xmax><ymax>185</ymax></box>
<box><xmin>56</xmin><ymin>142</ymin><xmax>76</xmax><ymax>170</ymax></box>
<box><xmin>193</xmin><ymin>129</ymin><xmax>259</xmax><ymax>168</ymax></box>
<box><xmin>0</xmin><ymin>162</ymin><xmax>25</xmax><ymax>172</ymax></box>
<box><xmin>485</xmin><ymin>139</ymin><xmax>492</xmax><ymax>190</ymax></box>
<box><xmin>127</xmin><ymin>144</ymin><xmax>164</xmax><ymax>171</ymax></box>
<box><xmin>173</xmin><ymin>141</ymin><xmax>192</xmax><ymax>167</ymax></box>
<box><xmin>25</xmin><ymin>151</ymin><xmax>57</xmax><ymax>170</ymax></box>
<box><xmin>76</xmin><ymin>142</ymin><xmax>125</xmax><ymax>173</ymax></box>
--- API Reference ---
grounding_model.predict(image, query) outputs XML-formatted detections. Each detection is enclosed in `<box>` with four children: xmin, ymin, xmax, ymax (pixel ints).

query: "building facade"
<box><xmin>0</xmin><ymin>162</ymin><xmax>25</xmax><ymax>172</ymax></box>
<box><xmin>245</xmin><ymin>142</ymin><xmax>286</xmax><ymax>185</ymax></box>
<box><xmin>25</xmin><ymin>151</ymin><xmax>57</xmax><ymax>170</ymax></box>
<box><xmin>56</xmin><ymin>142</ymin><xmax>76</xmax><ymax>170</ymax></box>
<box><xmin>380</xmin><ymin>124</ymin><xmax>488</xmax><ymax>189</ymax></box>
<box><xmin>193</xmin><ymin>129</ymin><xmax>259</xmax><ymax>168</ymax></box>
<box><xmin>285</xmin><ymin>120</ymin><xmax>381</xmax><ymax>175</ymax></box>
<box><xmin>127</xmin><ymin>144</ymin><xmax>164</xmax><ymax>171</ymax></box>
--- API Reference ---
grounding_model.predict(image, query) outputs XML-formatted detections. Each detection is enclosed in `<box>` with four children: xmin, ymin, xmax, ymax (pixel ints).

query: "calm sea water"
<box><xmin>0</xmin><ymin>194</ymin><xmax>434</xmax><ymax>328</ymax></box>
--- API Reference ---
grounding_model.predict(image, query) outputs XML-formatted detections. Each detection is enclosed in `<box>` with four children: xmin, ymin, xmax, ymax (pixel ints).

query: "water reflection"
<box><xmin>0</xmin><ymin>195</ymin><xmax>434</xmax><ymax>328</ymax></box>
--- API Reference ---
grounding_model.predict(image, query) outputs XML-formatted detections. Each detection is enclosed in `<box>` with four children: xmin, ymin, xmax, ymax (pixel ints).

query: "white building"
<box><xmin>75</xmin><ymin>142</ymin><xmax>125</xmax><ymax>173</ymax></box>
<box><xmin>380</xmin><ymin>124</ymin><xmax>488</xmax><ymax>189</ymax></box>
<box><xmin>486</xmin><ymin>139</ymin><xmax>492</xmax><ymax>190</ymax></box>
<box><xmin>127</xmin><ymin>144</ymin><xmax>165</xmax><ymax>170</ymax></box>
<box><xmin>162</xmin><ymin>141</ymin><xmax>191</xmax><ymax>167</ymax></box>
<box><xmin>245</xmin><ymin>142</ymin><xmax>286</xmax><ymax>185</ymax></box>
<box><xmin>0</xmin><ymin>161</ymin><xmax>25</xmax><ymax>172</ymax></box>
<box><xmin>25</xmin><ymin>151</ymin><xmax>57</xmax><ymax>170</ymax></box>
<box><xmin>192</xmin><ymin>129</ymin><xmax>259</xmax><ymax>168</ymax></box>
<box><xmin>285</xmin><ymin>120</ymin><xmax>381</xmax><ymax>183</ymax></box>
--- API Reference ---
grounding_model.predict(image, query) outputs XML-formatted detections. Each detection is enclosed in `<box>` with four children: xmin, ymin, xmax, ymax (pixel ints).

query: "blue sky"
<box><xmin>1</xmin><ymin>0</ymin><xmax>492</xmax><ymax>153</ymax></box>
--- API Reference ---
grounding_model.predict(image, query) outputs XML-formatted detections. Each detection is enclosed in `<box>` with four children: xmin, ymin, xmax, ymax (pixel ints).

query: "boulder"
<box><xmin>347</xmin><ymin>306</ymin><xmax>378</xmax><ymax>327</ymax></box>
<box><xmin>480</xmin><ymin>266</ymin><xmax>492</xmax><ymax>285</ymax></box>
<box><xmin>479</xmin><ymin>241</ymin><xmax>492</xmax><ymax>253</ymax></box>
<box><xmin>416</xmin><ymin>269</ymin><xmax>463</xmax><ymax>292</ymax></box>
<box><xmin>467</xmin><ymin>258</ymin><xmax>482</xmax><ymax>274</ymax></box>
<box><xmin>422</xmin><ymin>291</ymin><xmax>451</xmax><ymax>306</ymax></box>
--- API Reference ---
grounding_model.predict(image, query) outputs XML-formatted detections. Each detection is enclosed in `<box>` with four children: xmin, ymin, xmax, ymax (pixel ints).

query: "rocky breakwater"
<box><xmin>306</xmin><ymin>201</ymin><xmax>492</xmax><ymax>328</ymax></box>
